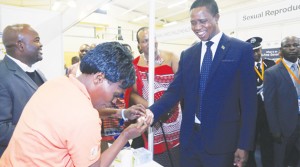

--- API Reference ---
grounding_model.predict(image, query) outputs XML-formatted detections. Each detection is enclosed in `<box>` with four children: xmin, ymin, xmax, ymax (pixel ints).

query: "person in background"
<box><xmin>263</xmin><ymin>36</ymin><xmax>300</xmax><ymax>167</ymax></box>
<box><xmin>0</xmin><ymin>42</ymin><xmax>153</xmax><ymax>166</ymax></box>
<box><xmin>245</xmin><ymin>37</ymin><xmax>275</xmax><ymax>167</ymax></box>
<box><xmin>67</xmin><ymin>43</ymin><xmax>90</xmax><ymax>76</ymax></box>
<box><xmin>147</xmin><ymin>0</ymin><xmax>257</xmax><ymax>166</ymax></box>
<box><xmin>124</xmin><ymin>27</ymin><xmax>181</xmax><ymax>167</ymax></box>
<box><xmin>0</xmin><ymin>24</ymin><xmax>46</xmax><ymax>156</ymax></box>
<box><xmin>71</xmin><ymin>56</ymin><xmax>80</xmax><ymax>65</ymax></box>
<box><xmin>90</xmin><ymin>43</ymin><xmax>97</xmax><ymax>50</ymax></box>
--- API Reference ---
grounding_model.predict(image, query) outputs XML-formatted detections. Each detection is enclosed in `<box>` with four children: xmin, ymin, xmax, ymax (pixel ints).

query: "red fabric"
<box><xmin>124</xmin><ymin>56</ymin><xmax>181</xmax><ymax>154</ymax></box>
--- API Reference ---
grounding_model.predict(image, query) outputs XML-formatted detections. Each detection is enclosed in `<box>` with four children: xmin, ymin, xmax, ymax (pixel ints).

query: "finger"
<box><xmin>134</xmin><ymin>104</ymin><xmax>146</xmax><ymax>113</ymax></box>
<box><xmin>233</xmin><ymin>156</ymin><xmax>239</xmax><ymax>166</ymax></box>
<box><xmin>131</xmin><ymin>107</ymin><xmax>146</xmax><ymax>116</ymax></box>
<box><xmin>144</xmin><ymin>115</ymin><xmax>153</xmax><ymax>125</ymax></box>
<box><xmin>135</xmin><ymin>108</ymin><xmax>145</xmax><ymax>116</ymax></box>
<box><xmin>233</xmin><ymin>159</ymin><xmax>242</xmax><ymax>167</ymax></box>
<box><xmin>137</xmin><ymin>104</ymin><xmax>146</xmax><ymax>110</ymax></box>
<box><xmin>135</xmin><ymin>118</ymin><xmax>144</xmax><ymax>128</ymax></box>
<box><xmin>140</xmin><ymin>120</ymin><xmax>149</xmax><ymax>132</ymax></box>
<box><xmin>126</xmin><ymin>109</ymin><xmax>145</xmax><ymax>120</ymax></box>
<box><xmin>145</xmin><ymin>109</ymin><xmax>154</xmax><ymax>124</ymax></box>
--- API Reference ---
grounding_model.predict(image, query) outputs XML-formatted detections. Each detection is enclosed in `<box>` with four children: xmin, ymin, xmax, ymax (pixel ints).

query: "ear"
<box><xmin>93</xmin><ymin>72</ymin><xmax>105</xmax><ymax>85</ymax></box>
<box><xmin>137</xmin><ymin>45</ymin><xmax>143</xmax><ymax>54</ymax></box>
<box><xmin>16</xmin><ymin>40</ymin><xmax>24</xmax><ymax>51</ymax></box>
<box><xmin>214</xmin><ymin>13</ymin><xmax>220</xmax><ymax>23</ymax></box>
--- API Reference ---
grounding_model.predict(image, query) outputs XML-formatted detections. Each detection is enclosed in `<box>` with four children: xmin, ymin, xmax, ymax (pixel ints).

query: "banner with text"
<box><xmin>238</xmin><ymin>0</ymin><xmax>300</xmax><ymax>27</ymax></box>
<box><xmin>262</xmin><ymin>48</ymin><xmax>280</xmax><ymax>60</ymax></box>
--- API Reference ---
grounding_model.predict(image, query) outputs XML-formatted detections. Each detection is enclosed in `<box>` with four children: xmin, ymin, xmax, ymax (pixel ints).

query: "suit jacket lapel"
<box><xmin>278</xmin><ymin>62</ymin><xmax>294</xmax><ymax>87</ymax></box>
<box><xmin>36</xmin><ymin>69</ymin><xmax>47</xmax><ymax>82</ymax></box>
<box><xmin>263</xmin><ymin>61</ymin><xmax>268</xmax><ymax>69</ymax></box>
<box><xmin>207</xmin><ymin>34</ymin><xmax>230</xmax><ymax>83</ymax></box>
<box><xmin>190</xmin><ymin>42</ymin><xmax>202</xmax><ymax>113</ymax></box>
<box><xmin>190</xmin><ymin>43</ymin><xmax>202</xmax><ymax>88</ymax></box>
<box><xmin>4</xmin><ymin>56</ymin><xmax>39</xmax><ymax>90</ymax></box>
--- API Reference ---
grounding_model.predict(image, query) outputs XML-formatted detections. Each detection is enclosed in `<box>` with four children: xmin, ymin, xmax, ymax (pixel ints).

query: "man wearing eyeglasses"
<box><xmin>264</xmin><ymin>36</ymin><xmax>300</xmax><ymax>167</ymax></box>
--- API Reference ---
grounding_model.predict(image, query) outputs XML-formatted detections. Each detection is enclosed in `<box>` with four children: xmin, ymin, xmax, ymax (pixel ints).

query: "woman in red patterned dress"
<box><xmin>125</xmin><ymin>27</ymin><xmax>182</xmax><ymax>167</ymax></box>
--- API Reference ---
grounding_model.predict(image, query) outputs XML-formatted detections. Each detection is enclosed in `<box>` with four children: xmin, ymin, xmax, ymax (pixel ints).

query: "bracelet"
<box><xmin>121</xmin><ymin>109</ymin><xmax>128</xmax><ymax>121</ymax></box>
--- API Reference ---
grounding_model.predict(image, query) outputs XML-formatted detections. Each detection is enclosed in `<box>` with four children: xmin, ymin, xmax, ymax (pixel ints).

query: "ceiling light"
<box><xmin>167</xmin><ymin>0</ymin><xmax>187</xmax><ymax>9</ymax></box>
<box><xmin>94</xmin><ymin>8</ymin><xmax>107</xmax><ymax>14</ymax></box>
<box><xmin>132</xmin><ymin>15</ymin><xmax>147</xmax><ymax>22</ymax></box>
<box><xmin>163</xmin><ymin>21</ymin><xmax>178</xmax><ymax>27</ymax></box>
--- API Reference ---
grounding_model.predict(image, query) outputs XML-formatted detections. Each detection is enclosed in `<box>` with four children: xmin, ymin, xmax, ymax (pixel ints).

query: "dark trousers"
<box><xmin>247</xmin><ymin>103</ymin><xmax>274</xmax><ymax>167</ymax></box>
<box><xmin>274</xmin><ymin>117</ymin><xmax>300</xmax><ymax>167</ymax></box>
<box><xmin>180</xmin><ymin>124</ymin><xmax>234</xmax><ymax>167</ymax></box>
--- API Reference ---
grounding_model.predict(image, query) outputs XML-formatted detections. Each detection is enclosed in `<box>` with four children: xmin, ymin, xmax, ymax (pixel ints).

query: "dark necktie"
<box><xmin>197</xmin><ymin>41</ymin><xmax>214</xmax><ymax>122</ymax></box>
<box><xmin>256</xmin><ymin>63</ymin><xmax>263</xmax><ymax>85</ymax></box>
<box><xmin>26</xmin><ymin>71</ymin><xmax>44</xmax><ymax>87</ymax></box>
<box><xmin>257</xmin><ymin>63</ymin><xmax>262</xmax><ymax>73</ymax></box>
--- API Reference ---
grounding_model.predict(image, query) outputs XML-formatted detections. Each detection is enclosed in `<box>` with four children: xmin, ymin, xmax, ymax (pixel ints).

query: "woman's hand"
<box><xmin>124</xmin><ymin>104</ymin><xmax>147</xmax><ymax>120</ymax></box>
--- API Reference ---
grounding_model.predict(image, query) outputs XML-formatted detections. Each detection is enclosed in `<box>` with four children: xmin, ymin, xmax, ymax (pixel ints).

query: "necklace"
<box><xmin>141</xmin><ymin>52</ymin><xmax>164</xmax><ymax>65</ymax></box>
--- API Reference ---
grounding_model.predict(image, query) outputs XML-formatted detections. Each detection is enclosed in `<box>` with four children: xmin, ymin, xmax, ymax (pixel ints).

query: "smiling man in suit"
<box><xmin>0</xmin><ymin>24</ymin><xmax>46</xmax><ymax>156</ymax></box>
<box><xmin>148</xmin><ymin>0</ymin><xmax>257</xmax><ymax>166</ymax></box>
<box><xmin>264</xmin><ymin>36</ymin><xmax>300</xmax><ymax>167</ymax></box>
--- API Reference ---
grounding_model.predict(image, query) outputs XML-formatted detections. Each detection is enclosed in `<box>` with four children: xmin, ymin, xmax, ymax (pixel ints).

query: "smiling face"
<box><xmin>20</xmin><ymin>27</ymin><xmax>43</xmax><ymax>66</ymax></box>
<box><xmin>281</xmin><ymin>36</ymin><xmax>300</xmax><ymax>63</ymax></box>
<box><xmin>190</xmin><ymin>6</ymin><xmax>220</xmax><ymax>41</ymax></box>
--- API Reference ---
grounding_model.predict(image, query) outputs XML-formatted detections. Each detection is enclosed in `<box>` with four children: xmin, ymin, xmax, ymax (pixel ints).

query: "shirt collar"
<box><xmin>282</xmin><ymin>58</ymin><xmax>298</xmax><ymax>68</ymax></box>
<box><xmin>6</xmin><ymin>54</ymin><xmax>37</xmax><ymax>72</ymax></box>
<box><xmin>68</xmin><ymin>75</ymin><xmax>91</xmax><ymax>100</ymax></box>
<box><xmin>255</xmin><ymin>59</ymin><xmax>262</xmax><ymax>66</ymax></box>
<box><xmin>202</xmin><ymin>32</ymin><xmax>223</xmax><ymax>47</ymax></box>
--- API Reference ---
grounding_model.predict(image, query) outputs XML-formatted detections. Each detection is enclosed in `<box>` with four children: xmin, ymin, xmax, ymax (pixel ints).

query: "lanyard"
<box><xmin>282</xmin><ymin>61</ymin><xmax>300</xmax><ymax>84</ymax></box>
<box><xmin>254</xmin><ymin>61</ymin><xmax>264</xmax><ymax>80</ymax></box>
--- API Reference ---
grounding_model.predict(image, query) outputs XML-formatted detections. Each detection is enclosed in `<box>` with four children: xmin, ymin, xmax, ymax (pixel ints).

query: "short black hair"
<box><xmin>190</xmin><ymin>0</ymin><xmax>219</xmax><ymax>16</ymax></box>
<box><xmin>80</xmin><ymin>42</ymin><xmax>135</xmax><ymax>89</ymax></box>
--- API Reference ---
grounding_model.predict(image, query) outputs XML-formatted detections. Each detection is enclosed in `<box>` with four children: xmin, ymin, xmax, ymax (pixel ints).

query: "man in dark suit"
<box><xmin>246</xmin><ymin>37</ymin><xmax>275</xmax><ymax>167</ymax></box>
<box><xmin>0</xmin><ymin>24</ymin><xmax>46</xmax><ymax>156</ymax></box>
<box><xmin>148</xmin><ymin>0</ymin><xmax>257</xmax><ymax>166</ymax></box>
<box><xmin>264</xmin><ymin>36</ymin><xmax>300</xmax><ymax>167</ymax></box>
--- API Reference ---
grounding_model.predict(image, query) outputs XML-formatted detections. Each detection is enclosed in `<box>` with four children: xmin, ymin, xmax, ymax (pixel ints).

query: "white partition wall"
<box><xmin>0</xmin><ymin>5</ymin><xmax>63</xmax><ymax>79</ymax></box>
